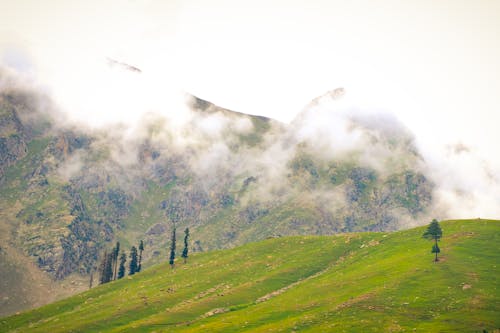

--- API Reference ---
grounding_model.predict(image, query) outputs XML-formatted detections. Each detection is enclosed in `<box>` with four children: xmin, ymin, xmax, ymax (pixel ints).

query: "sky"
<box><xmin>1</xmin><ymin>0</ymin><xmax>500</xmax><ymax>218</ymax></box>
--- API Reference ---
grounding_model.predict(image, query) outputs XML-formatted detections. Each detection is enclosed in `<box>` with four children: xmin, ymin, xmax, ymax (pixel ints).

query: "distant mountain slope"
<box><xmin>1</xmin><ymin>220</ymin><xmax>498</xmax><ymax>332</ymax></box>
<box><xmin>0</xmin><ymin>84</ymin><xmax>434</xmax><ymax>316</ymax></box>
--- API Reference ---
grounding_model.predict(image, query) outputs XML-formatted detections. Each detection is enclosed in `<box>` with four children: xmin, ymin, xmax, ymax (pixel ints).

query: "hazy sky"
<box><xmin>1</xmin><ymin>0</ymin><xmax>500</xmax><ymax>217</ymax></box>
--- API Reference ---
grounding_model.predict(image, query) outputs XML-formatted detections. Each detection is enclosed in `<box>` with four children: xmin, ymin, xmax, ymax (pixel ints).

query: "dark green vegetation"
<box><xmin>169</xmin><ymin>227</ymin><xmax>177</xmax><ymax>268</ymax></box>
<box><xmin>97</xmin><ymin>241</ymin><xmax>145</xmax><ymax>285</ymax></box>
<box><xmin>129</xmin><ymin>246</ymin><xmax>138</xmax><ymax>276</ymax></box>
<box><xmin>182</xmin><ymin>228</ymin><xmax>190</xmax><ymax>263</ymax></box>
<box><xmin>423</xmin><ymin>219</ymin><xmax>443</xmax><ymax>262</ymax></box>
<box><xmin>1</xmin><ymin>220</ymin><xmax>498</xmax><ymax>332</ymax></box>
<box><xmin>0</xmin><ymin>85</ymin><xmax>434</xmax><ymax>315</ymax></box>
<box><xmin>118</xmin><ymin>252</ymin><xmax>127</xmax><ymax>279</ymax></box>
<box><xmin>98</xmin><ymin>251</ymin><xmax>114</xmax><ymax>284</ymax></box>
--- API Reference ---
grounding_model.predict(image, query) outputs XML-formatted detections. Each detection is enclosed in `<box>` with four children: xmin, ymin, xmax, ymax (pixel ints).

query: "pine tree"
<box><xmin>105</xmin><ymin>252</ymin><xmax>114</xmax><ymax>282</ymax></box>
<box><xmin>129</xmin><ymin>246</ymin><xmax>138</xmax><ymax>275</ymax></box>
<box><xmin>89</xmin><ymin>271</ymin><xmax>93</xmax><ymax>289</ymax></box>
<box><xmin>169</xmin><ymin>227</ymin><xmax>176</xmax><ymax>268</ymax></box>
<box><xmin>181</xmin><ymin>228</ymin><xmax>190</xmax><ymax>263</ymax></box>
<box><xmin>99</xmin><ymin>251</ymin><xmax>114</xmax><ymax>284</ymax></box>
<box><xmin>118</xmin><ymin>252</ymin><xmax>126</xmax><ymax>279</ymax></box>
<box><xmin>99</xmin><ymin>251</ymin><xmax>108</xmax><ymax>284</ymax></box>
<box><xmin>423</xmin><ymin>219</ymin><xmax>443</xmax><ymax>262</ymax></box>
<box><xmin>432</xmin><ymin>243</ymin><xmax>441</xmax><ymax>258</ymax></box>
<box><xmin>137</xmin><ymin>240</ymin><xmax>144</xmax><ymax>272</ymax></box>
<box><xmin>113</xmin><ymin>241</ymin><xmax>120</xmax><ymax>280</ymax></box>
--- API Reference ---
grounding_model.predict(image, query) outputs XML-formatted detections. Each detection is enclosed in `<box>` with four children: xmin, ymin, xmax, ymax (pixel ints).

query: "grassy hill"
<box><xmin>1</xmin><ymin>219</ymin><xmax>498</xmax><ymax>332</ymax></box>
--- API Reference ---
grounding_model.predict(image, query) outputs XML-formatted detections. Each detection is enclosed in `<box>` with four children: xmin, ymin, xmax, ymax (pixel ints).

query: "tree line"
<box><xmin>97</xmin><ymin>240</ymin><xmax>144</xmax><ymax>285</ymax></box>
<box><xmin>91</xmin><ymin>218</ymin><xmax>441</xmax><ymax>289</ymax></box>
<box><xmin>95</xmin><ymin>226</ymin><xmax>190</xmax><ymax>287</ymax></box>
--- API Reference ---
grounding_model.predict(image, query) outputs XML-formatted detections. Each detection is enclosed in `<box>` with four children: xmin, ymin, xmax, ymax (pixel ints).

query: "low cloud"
<box><xmin>2</xmin><ymin>58</ymin><xmax>499</xmax><ymax>225</ymax></box>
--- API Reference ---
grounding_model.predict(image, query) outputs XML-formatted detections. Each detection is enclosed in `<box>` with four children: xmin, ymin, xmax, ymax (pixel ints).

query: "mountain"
<box><xmin>1</xmin><ymin>220</ymin><xmax>498</xmax><ymax>332</ymax></box>
<box><xmin>0</xmin><ymin>83</ymin><xmax>434</xmax><ymax>316</ymax></box>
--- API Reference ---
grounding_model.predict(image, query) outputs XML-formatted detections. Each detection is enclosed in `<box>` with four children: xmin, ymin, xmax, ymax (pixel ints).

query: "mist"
<box><xmin>2</xmin><ymin>60</ymin><xmax>499</xmax><ymax>226</ymax></box>
<box><xmin>1</xmin><ymin>0</ymin><xmax>499</xmax><ymax>225</ymax></box>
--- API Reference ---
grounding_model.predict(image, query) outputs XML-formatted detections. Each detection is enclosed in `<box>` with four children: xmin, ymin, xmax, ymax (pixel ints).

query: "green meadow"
<box><xmin>1</xmin><ymin>219</ymin><xmax>498</xmax><ymax>332</ymax></box>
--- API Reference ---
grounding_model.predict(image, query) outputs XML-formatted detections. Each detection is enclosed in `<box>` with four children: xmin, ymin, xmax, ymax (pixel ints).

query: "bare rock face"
<box><xmin>146</xmin><ymin>223</ymin><xmax>167</xmax><ymax>236</ymax></box>
<box><xmin>0</xmin><ymin>100</ymin><xmax>27</xmax><ymax>180</ymax></box>
<box><xmin>307</xmin><ymin>87</ymin><xmax>346</xmax><ymax>107</ymax></box>
<box><xmin>49</xmin><ymin>131</ymin><xmax>91</xmax><ymax>161</ymax></box>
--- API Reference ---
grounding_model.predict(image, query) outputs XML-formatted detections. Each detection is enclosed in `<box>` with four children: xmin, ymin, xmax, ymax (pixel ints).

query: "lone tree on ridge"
<box><xmin>423</xmin><ymin>219</ymin><xmax>443</xmax><ymax>262</ymax></box>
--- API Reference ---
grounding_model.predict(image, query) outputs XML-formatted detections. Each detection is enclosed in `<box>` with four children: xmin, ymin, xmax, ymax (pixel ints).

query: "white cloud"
<box><xmin>1</xmin><ymin>0</ymin><xmax>499</xmax><ymax>218</ymax></box>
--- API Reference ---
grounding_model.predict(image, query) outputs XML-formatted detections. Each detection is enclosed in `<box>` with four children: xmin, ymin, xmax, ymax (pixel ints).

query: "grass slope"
<box><xmin>1</xmin><ymin>219</ymin><xmax>499</xmax><ymax>332</ymax></box>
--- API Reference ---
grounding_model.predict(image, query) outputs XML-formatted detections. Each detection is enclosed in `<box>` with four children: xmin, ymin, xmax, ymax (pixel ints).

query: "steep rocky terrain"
<box><xmin>0</xmin><ymin>98</ymin><xmax>27</xmax><ymax>179</ymax></box>
<box><xmin>0</xmin><ymin>84</ymin><xmax>434</xmax><ymax>316</ymax></box>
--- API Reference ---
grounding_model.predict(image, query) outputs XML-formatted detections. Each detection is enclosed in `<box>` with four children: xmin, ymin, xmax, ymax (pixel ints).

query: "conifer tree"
<box><xmin>432</xmin><ymin>243</ymin><xmax>441</xmax><ymax>259</ymax></box>
<box><xmin>99</xmin><ymin>251</ymin><xmax>108</xmax><ymax>284</ymax></box>
<box><xmin>169</xmin><ymin>227</ymin><xmax>176</xmax><ymax>268</ymax></box>
<box><xmin>99</xmin><ymin>251</ymin><xmax>114</xmax><ymax>284</ymax></box>
<box><xmin>181</xmin><ymin>228</ymin><xmax>190</xmax><ymax>263</ymax></box>
<box><xmin>129</xmin><ymin>246</ymin><xmax>138</xmax><ymax>275</ymax></box>
<box><xmin>118</xmin><ymin>252</ymin><xmax>126</xmax><ymax>279</ymax></box>
<box><xmin>105</xmin><ymin>252</ymin><xmax>114</xmax><ymax>282</ymax></box>
<box><xmin>137</xmin><ymin>240</ymin><xmax>144</xmax><ymax>272</ymax></box>
<box><xmin>423</xmin><ymin>219</ymin><xmax>443</xmax><ymax>262</ymax></box>
<box><xmin>89</xmin><ymin>271</ymin><xmax>93</xmax><ymax>289</ymax></box>
<box><xmin>113</xmin><ymin>241</ymin><xmax>120</xmax><ymax>280</ymax></box>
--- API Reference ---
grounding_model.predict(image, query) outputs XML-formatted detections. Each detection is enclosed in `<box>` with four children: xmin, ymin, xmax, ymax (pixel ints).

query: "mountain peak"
<box><xmin>308</xmin><ymin>87</ymin><xmax>346</xmax><ymax>108</ymax></box>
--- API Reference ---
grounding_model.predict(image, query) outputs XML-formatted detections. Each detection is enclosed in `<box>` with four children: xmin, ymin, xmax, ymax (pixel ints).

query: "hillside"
<box><xmin>0</xmin><ymin>84</ymin><xmax>435</xmax><ymax>315</ymax></box>
<box><xmin>1</xmin><ymin>219</ymin><xmax>498</xmax><ymax>332</ymax></box>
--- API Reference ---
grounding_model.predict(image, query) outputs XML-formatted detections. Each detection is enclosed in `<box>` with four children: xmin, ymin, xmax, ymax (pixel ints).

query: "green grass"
<box><xmin>117</xmin><ymin>180</ymin><xmax>177</xmax><ymax>253</ymax></box>
<box><xmin>123</xmin><ymin>181</ymin><xmax>175</xmax><ymax>231</ymax></box>
<box><xmin>1</xmin><ymin>219</ymin><xmax>499</xmax><ymax>332</ymax></box>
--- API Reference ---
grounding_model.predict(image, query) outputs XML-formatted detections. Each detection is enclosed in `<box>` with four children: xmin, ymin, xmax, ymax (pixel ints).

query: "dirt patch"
<box><xmin>360</xmin><ymin>240</ymin><xmax>380</xmax><ymax>249</ymax></box>
<box><xmin>335</xmin><ymin>292</ymin><xmax>374</xmax><ymax>310</ymax></box>
<box><xmin>469</xmin><ymin>295</ymin><xmax>483</xmax><ymax>309</ymax></box>
<box><xmin>202</xmin><ymin>307</ymin><xmax>229</xmax><ymax>318</ymax></box>
<box><xmin>448</xmin><ymin>232</ymin><xmax>475</xmax><ymax>240</ymax></box>
<box><xmin>387</xmin><ymin>321</ymin><xmax>404</xmax><ymax>332</ymax></box>
<box><xmin>434</xmin><ymin>256</ymin><xmax>447</xmax><ymax>263</ymax></box>
<box><xmin>466</xmin><ymin>272</ymin><xmax>479</xmax><ymax>282</ymax></box>
<box><xmin>195</xmin><ymin>284</ymin><xmax>229</xmax><ymax>299</ymax></box>
<box><xmin>343</xmin><ymin>234</ymin><xmax>361</xmax><ymax>244</ymax></box>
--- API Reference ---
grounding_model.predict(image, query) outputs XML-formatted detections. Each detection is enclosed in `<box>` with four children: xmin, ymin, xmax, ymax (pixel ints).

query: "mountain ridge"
<box><xmin>0</xmin><ymin>84</ymin><xmax>434</xmax><ymax>316</ymax></box>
